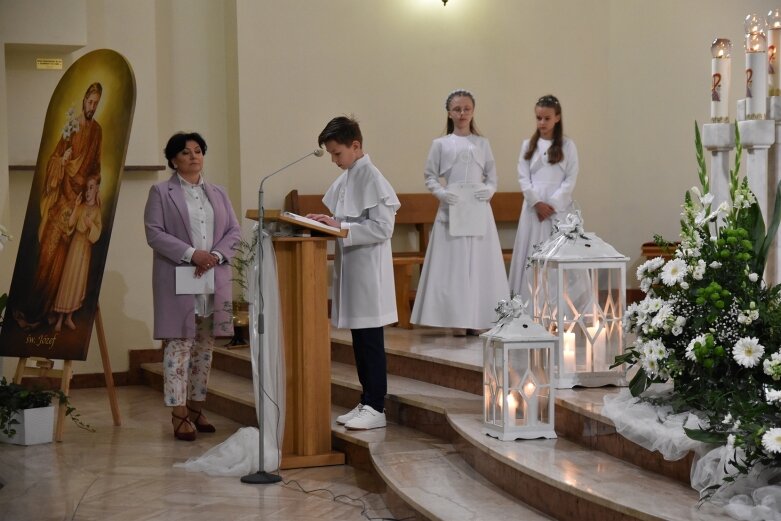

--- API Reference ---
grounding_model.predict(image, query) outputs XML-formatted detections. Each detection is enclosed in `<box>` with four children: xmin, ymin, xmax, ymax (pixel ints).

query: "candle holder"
<box><xmin>529</xmin><ymin>213</ymin><xmax>628</xmax><ymax>388</ymax></box>
<box><xmin>482</xmin><ymin>303</ymin><xmax>557</xmax><ymax>441</ymax></box>
<box><xmin>711</xmin><ymin>38</ymin><xmax>732</xmax><ymax>123</ymax></box>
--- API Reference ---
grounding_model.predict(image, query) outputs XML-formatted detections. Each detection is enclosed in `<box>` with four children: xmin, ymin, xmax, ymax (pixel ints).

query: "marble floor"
<box><xmin>0</xmin><ymin>386</ymin><xmax>409</xmax><ymax>521</ymax></box>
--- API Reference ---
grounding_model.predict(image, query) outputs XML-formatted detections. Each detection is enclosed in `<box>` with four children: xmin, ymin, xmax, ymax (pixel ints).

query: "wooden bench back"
<box><xmin>284</xmin><ymin>189</ymin><xmax>523</xmax><ymax>224</ymax></box>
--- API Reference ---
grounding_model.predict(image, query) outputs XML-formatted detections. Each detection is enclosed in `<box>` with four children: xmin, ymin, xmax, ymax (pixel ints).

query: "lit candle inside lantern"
<box><xmin>563</xmin><ymin>331</ymin><xmax>576</xmax><ymax>373</ymax></box>
<box><xmin>523</xmin><ymin>382</ymin><xmax>537</xmax><ymax>425</ymax></box>
<box><xmin>587</xmin><ymin>323</ymin><xmax>607</xmax><ymax>372</ymax></box>
<box><xmin>506</xmin><ymin>391</ymin><xmax>518</xmax><ymax>426</ymax></box>
<box><xmin>745</xmin><ymin>13</ymin><xmax>768</xmax><ymax>119</ymax></box>
<box><xmin>769</xmin><ymin>10</ymin><xmax>781</xmax><ymax>96</ymax></box>
<box><xmin>711</xmin><ymin>38</ymin><xmax>732</xmax><ymax>122</ymax></box>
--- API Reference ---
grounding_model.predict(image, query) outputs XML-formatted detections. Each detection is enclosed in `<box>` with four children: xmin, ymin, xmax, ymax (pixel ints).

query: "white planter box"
<box><xmin>0</xmin><ymin>405</ymin><xmax>55</xmax><ymax>445</ymax></box>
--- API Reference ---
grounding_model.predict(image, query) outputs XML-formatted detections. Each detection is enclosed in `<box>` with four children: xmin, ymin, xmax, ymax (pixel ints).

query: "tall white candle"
<box><xmin>507</xmin><ymin>391</ymin><xmax>518</xmax><ymax>426</ymax></box>
<box><xmin>745</xmin><ymin>14</ymin><xmax>768</xmax><ymax>119</ymax></box>
<box><xmin>711</xmin><ymin>38</ymin><xmax>732</xmax><ymax>122</ymax></box>
<box><xmin>769</xmin><ymin>10</ymin><xmax>781</xmax><ymax>96</ymax></box>
<box><xmin>563</xmin><ymin>332</ymin><xmax>576</xmax><ymax>373</ymax></box>
<box><xmin>523</xmin><ymin>382</ymin><xmax>537</xmax><ymax>425</ymax></box>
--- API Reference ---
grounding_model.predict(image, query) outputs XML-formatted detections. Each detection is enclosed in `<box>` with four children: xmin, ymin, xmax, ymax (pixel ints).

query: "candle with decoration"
<box><xmin>711</xmin><ymin>38</ymin><xmax>732</xmax><ymax>122</ymax></box>
<box><xmin>769</xmin><ymin>9</ymin><xmax>781</xmax><ymax>96</ymax></box>
<box><xmin>745</xmin><ymin>13</ymin><xmax>768</xmax><ymax>119</ymax></box>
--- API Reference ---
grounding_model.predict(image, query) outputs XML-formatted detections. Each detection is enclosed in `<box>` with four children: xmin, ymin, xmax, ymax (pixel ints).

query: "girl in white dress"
<box><xmin>508</xmin><ymin>95</ymin><xmax>579</xmax><ymax>302</ymax></box>
<box><xmin>411</xmin><ymin>90</ymin><xmax>510</xmax><ymax>335</ymax></box>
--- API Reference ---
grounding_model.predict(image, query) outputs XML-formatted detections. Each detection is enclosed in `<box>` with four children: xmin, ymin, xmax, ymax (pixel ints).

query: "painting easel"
<box><xmin>12</xmin><ymin>306</ymin><xmax>120</xmax><ymax>441</ymax></box>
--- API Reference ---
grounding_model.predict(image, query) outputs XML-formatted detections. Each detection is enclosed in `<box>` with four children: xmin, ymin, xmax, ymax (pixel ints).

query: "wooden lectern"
<box><xmin>246</xmin><ymin>209</ymin><xmax>345</xmax><ymax>469</ymax></box>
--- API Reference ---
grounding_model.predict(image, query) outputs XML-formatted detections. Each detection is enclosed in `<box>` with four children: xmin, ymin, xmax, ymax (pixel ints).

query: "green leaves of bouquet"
<box><xmin>617</xmin><ymin>122</ymin><xmax>781</xmax><ymax>476</ymax></box>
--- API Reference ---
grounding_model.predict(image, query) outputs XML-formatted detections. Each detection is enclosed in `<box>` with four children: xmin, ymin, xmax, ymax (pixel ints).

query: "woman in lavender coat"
<box><xmin>144</xmin><ymin>132</ymin><xmax>241</xmax><ymax>441</ymax></box>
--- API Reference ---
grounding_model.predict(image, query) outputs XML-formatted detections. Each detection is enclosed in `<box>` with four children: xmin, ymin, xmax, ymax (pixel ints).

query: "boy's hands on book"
<box><xmin>306</xmin><ymin>213</ymin><xmax>340</xmax><ymax>228</ymax></box>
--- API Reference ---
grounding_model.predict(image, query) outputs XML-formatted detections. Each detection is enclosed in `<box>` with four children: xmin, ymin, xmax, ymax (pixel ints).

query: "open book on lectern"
<box><xmin>279</xmin><ymin>211</ymin><xmax>348</xmax><ymax>238</ymax></box>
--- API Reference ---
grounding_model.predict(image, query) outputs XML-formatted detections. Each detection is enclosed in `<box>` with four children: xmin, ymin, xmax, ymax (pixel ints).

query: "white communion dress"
<box><xmin>508</xmin><ymin>137</ymin><xmax>579</xmax><ymax>303</ymax></box>
<box><xmin>411</xmin><ymin>133</ymin><xmax>510</xmax><ymax>330</ymax></box>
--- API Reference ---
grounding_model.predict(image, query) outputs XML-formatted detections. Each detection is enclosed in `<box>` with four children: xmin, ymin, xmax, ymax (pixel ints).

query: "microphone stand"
<box><xmin>241</xmin><ymin>150</ymin><xmax>321</xmax><ymax>485</ymax></box>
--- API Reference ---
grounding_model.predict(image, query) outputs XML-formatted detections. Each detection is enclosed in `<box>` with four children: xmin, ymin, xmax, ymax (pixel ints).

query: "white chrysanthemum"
<box><xmin>641</xmin><ymin>356</ymin><xmax>660</xmax><ymax>376</ymax></box>
<box><xmin>767</xmin><ymin>389</ymin><xmax>781</xmax><ymax>404</ymax></box>
<box><xmin>640</xmin><ymin>278</ymin><xmax>652</xmax><ymax>293</ymax></box>
<box><xmin>762</xmin><ymin>428</ymin><xmax>781</xmax><ymax>454</ymax></box>
<box><xmin>651</xmin><ymin>304</ymin><xmax>673</xmax><ymax>329</ymax></box>
<box><xmin>643</xmin><ymin>339</ymin><xmax>668</xmax><ymax>361</ymax></box>
<box><xmin>691</xmin><ymin>260</ymin><xmax>706</xmax><ymax>281</ymax></box>
<box><xmin>733</xmin><ymin>337</ymin><xmax>765</xmax><ymax>368</ymax></box>
<box><xmin>661</xmin><ymin>259</ymin><xmax>687</xmax><ymax>286</ymax></box>
<box><xmin>749</xmin><ymin>273</ymin><xmax>759</xmax><ymax>282</ymax></box>
<box><xmin>686</xmin><ymin>335</ymin><xmax>707</xmax><ymax>361</ymax></box>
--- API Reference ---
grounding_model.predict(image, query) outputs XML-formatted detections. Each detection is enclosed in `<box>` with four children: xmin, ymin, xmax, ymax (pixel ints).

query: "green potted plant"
<box><xmin>225</xmin><ymin>232</ymin><xmax>259</xmax><ymax>348</ymax></box>
<box><xmin>0</xmin><ymin>377</ymin><xmax>93</xmax><ymax>445</ymax></box>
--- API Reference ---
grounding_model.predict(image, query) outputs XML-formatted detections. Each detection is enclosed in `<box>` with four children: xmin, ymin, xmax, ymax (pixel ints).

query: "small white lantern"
<box><xmin>482</xmin><ymin>300</ymin><xmax>557</xmax><ymax>441</ymax></box>
<box><xmin>530</xmin><ymin>215</ymin><xmax>628</xmax><ymax>388</ymax></box>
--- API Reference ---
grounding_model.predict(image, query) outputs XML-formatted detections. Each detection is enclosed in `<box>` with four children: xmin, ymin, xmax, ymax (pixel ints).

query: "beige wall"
<box><xmin>1</xmin><ymin>0</ymin><xmax>777</xmax><ymax>377</ymax></box>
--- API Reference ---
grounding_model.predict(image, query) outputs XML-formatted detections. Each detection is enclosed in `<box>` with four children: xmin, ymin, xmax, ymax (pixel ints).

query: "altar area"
<box><xmin>3</xmin><ymin>325</ymin><xmax>730</xmax><ymax>521</ymax></box>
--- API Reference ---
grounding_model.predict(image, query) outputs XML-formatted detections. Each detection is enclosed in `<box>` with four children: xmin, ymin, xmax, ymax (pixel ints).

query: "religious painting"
<box><xmin>0</xmin><ymin>49</ymin><xmax>136</xmax><ymax>361</ymax></box>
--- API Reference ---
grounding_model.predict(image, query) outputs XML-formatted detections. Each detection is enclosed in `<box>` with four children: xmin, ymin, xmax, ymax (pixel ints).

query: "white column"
<box><xmin>701</xmin><ymin>123</ymin><xmax>735</xmax><ymax>212</ymax></box>
<box><xmin>768</xmin><ymin>97</ymin><xmax>781</xmax><ymax>285</ymax></box>
<box><xmin>738</xmin><ymin>119</ymin><xmax>776</xmax><ymax>282</ymax></box>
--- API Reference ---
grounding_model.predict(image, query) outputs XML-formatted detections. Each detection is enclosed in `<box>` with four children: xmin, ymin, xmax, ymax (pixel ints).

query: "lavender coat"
<box><xmin>144</xmin><ymin>175</ymin><xmax>241</xmax><ymax>339</ymax></box>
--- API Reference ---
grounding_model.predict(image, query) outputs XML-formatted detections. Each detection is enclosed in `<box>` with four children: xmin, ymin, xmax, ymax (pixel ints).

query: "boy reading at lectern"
<box><xmin>307</xmin><ymin>116</ymin><xmax>400</xmax><ymax>430</ymax></box>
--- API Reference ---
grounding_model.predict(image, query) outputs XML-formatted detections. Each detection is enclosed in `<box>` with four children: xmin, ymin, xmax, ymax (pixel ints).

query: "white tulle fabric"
<box><xmin>603</xmin><ymin>386</ymin><xmax>781</xmax><ymax>520</ymax></box>
<box><xmin>175</xmin><ymin>229</ymin><xmax>286</xmax><ymax>475</ymax></box>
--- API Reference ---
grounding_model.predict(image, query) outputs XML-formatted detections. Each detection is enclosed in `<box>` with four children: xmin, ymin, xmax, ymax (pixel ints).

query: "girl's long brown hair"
<box><xmin>524</xmin><ymin>95</ymin><xmax>563</xmax><ymax>164</ymax></box>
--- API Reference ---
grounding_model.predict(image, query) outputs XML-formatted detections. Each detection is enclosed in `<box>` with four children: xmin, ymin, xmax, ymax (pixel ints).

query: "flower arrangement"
<box><xmin>616</xmin><ymin>123</ymin><xmax>781</xmax><ymax>482</ymax></box>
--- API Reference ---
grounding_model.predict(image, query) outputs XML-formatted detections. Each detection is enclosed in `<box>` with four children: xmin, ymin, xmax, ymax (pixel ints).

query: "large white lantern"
<box><xmin>482</xmin><ymin>300</ymin><xmax>557</xmax><ymax>441</ymax></box>
<box><xmin>530</xmin><ymin>217</ymin><xmax>628</xmax><ymax>388</ymax></box>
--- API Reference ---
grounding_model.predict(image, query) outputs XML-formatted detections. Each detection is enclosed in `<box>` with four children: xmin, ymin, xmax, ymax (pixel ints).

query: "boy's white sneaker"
<box><xmin>336</xmin><ymin>404</ymin><xmax>363</xmax><ymax>425</ymax></box>
<box><xmin>344</xmin><ymin>405</ymin><xmax>386</xmax><ymax>430</ymax></box>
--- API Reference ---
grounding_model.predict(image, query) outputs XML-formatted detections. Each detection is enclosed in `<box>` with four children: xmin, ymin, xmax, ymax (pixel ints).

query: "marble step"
<box><xmin>331</xmin><ymin>410</ymin><xmax>554</xmax><ymax>521</ymax></box>
<box><xmin>159</xmin><ymin>346</ymin><xmax>696</xmax><ymax>486</ymax></box>
<box><xmin>139</xmin><ymin>362</ymin><xmax>549</xmax><ymax>520</ymax></box>
<box><xmin>139</xmin><ymin>361</ymin><xmax>723</xmax><ymax>521</ymax></box>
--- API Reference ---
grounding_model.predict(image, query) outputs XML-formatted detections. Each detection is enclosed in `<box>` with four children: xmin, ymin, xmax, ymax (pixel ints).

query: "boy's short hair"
<box><xmin>318</xmin><ymin>116</ymin><xmax>363</xmax><ymax>147</ymax></box>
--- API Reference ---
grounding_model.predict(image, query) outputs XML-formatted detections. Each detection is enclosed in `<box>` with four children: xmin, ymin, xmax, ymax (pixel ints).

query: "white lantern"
<box><xmin>482</xmin><ymin>303</ymin><xmax>557</xmax><ymax>441</ymax></box>
<box><xmin>530</xmin><ymin>217</ymin><xmax>628</xmax><ymax>388</ymax></box>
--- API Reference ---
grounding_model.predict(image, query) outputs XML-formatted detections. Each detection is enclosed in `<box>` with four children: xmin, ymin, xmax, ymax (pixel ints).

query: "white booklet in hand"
<box><xmin>448</xmin><ymin>182</ymin><xmax>488</xmax><ymax>237</ymax></box>
<box><xmin>176</xmin><ymin>266</ymin><xmax>215</xmax><ymax>295</ymax></box>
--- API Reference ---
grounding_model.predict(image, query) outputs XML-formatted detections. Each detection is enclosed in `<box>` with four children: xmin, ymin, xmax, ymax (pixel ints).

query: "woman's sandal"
<box><xmin>172</xmin><ymin>412</ymin><xmax>196</xmax><ymax>441</ymax></box>
<box><xmin>187</xmin><ymin>405</ymin><xmax>216</xmax><ymax>433</ymax></box>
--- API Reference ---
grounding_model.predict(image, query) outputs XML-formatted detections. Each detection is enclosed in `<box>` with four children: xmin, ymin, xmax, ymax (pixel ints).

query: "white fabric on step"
<box><xmin>603</xmin><ymin>386</ymin><xmax>781</xmax><ymax>520</ymax></box>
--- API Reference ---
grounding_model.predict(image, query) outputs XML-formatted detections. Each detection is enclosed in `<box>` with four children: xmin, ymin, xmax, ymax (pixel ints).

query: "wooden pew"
<box><xmin>283</xmin><ymin>189</ymin><xmax>523</xmax><ymax>328</ymax></box>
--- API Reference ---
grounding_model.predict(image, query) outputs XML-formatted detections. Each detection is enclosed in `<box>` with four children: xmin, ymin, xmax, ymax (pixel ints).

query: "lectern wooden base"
<box><xmin>274</xmin><ymin>236</ymin><xmax>345</xmax><ymax>469</ymax></box>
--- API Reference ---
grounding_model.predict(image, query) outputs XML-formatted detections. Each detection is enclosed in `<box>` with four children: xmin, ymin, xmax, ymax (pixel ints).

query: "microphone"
<box><xmin>243</xmin><ymin>148</ymin><xmax>324</xmax><ymax>485</ymax></box>
<box><xmin>260</xmin><ymin>149</ymin><xmax>324</xmax><ymax>190</ymax></box>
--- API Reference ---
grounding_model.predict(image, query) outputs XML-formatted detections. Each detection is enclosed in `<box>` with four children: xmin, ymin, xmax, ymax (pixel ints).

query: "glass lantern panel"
<box><xmin>483</xmin><ymin>341</ymin><xmax>505</xmax><ymax>425</ymax></box>
<box><xmin>530</xmin><ymin>347</ymin><xmax>550</xmax><ymax>386</ymax></box>
<box><xmin>537</xmin><ymin>386</ymin><xmax>551</xmax><ymax>424</ymax></box>
<box><xmin>507</xmin><ymin>347</ymin><xmax>529</xmax><ymax>390</ymax></box>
